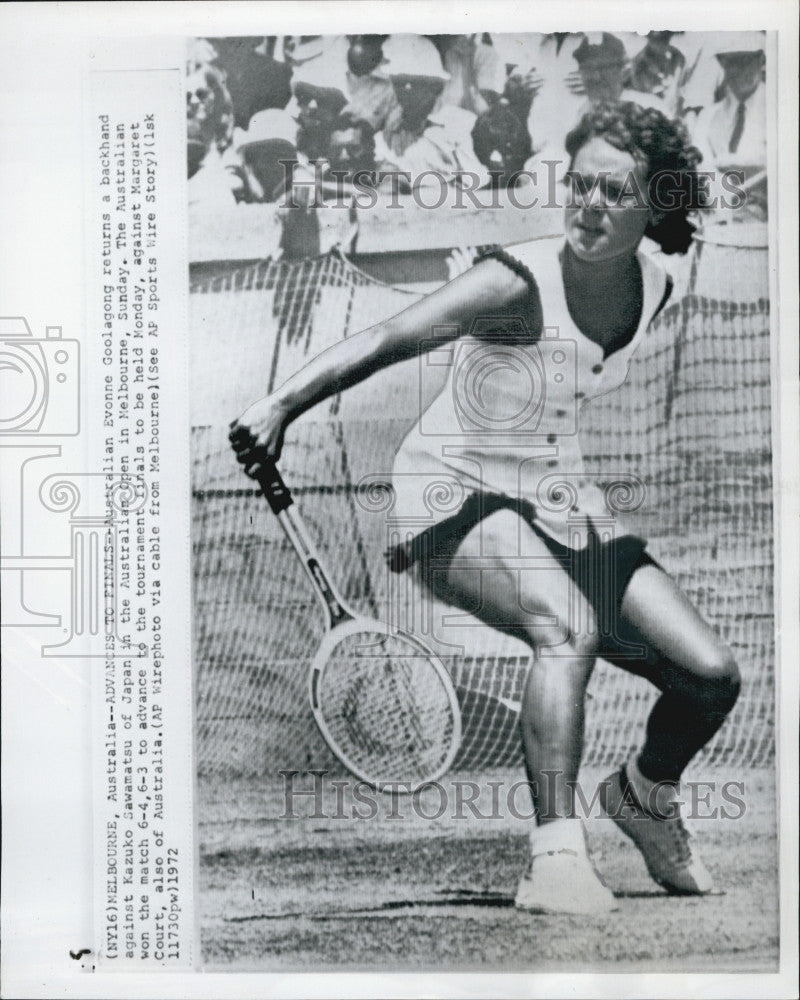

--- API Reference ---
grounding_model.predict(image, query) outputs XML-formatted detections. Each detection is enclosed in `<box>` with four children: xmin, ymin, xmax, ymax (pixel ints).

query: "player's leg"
<box><xmin>428</xmin><ymin>508</ymin><xmax>617</xmax><ymax>913</ymax></box>
<box><xmin>600</xmin><ymin>559</ymin><xmax>740</xmax><ymax>893</ymax></box>
<box><xmin>434</xmin><ymin>508</ymin><xmax>599</xmax><ymax>821</ymax></box>
<box><xmin>616</xmin><ymin>561</ymin><xmax>740</xmax><ymax>783</ymax></box>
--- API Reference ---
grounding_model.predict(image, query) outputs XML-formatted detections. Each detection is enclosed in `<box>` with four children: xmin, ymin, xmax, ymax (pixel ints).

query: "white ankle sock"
<box><xmin>529</xmin><ymin>817</ymin><xmax>587</xmax><ymax>857</ymax></box>
<box><xmin>627</xmin><ymin>755</ymin><xmax>680</xmax><ymax>818</ymax></box>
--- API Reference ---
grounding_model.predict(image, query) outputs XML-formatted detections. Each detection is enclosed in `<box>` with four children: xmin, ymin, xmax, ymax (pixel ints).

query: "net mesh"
<box><xmin>313</xmin><ymin>628</ymin><xmax>459</xmax><ymax>786</ymax></box>
<box><xmin>191</xmin><ymin>233</ymin><xmax>774</xmax><ymax>779</ymax></box>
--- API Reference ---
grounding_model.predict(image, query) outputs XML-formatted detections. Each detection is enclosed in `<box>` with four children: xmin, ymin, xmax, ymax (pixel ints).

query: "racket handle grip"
<box><xmin>255</xmin><ymin>460</ymin><xmax>293</xmax><ymax>515</ymax></box>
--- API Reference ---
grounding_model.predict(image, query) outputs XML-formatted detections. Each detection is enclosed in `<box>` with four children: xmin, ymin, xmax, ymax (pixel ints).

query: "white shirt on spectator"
<box><xmin>524</xmin><ymin>34</ymin><xmax>586</xmax><ymax>156</ymax></box>
<box><xmin>439</xmin><ymin>35</ymin><xmax>506</xmax><ymax>113</ymax></box>
<box><xmin>346</xmin><ymin>71</ymin><xmax>401</xmax><ymax>131</ymax></box>
<box><xmin>691</xmin><ymin>81</ymin><xmax>767</xmax><ymax>221</ymax></box>
<box><xmin>692</xmin><ymin>82</ymin><xmax>766</xmax><ymax>172</ymax></box>
<box><xmin>375</xmin><ymin>105</ymin><xmax>490</xmax><ymax>191</ymax></box>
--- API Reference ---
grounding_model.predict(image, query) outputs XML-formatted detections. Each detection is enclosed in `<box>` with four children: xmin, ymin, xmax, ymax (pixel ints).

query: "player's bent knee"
<box><xmin>567</xmin><ymin>626</ymin><xmax>601</xmax><ymax>660</ymax></box>
<box><xmin>520</xmin><ymin>594</ymin><xmax>599</xmax><ymax>658</ymax></box>
<box><xmin>523</xmin><ymin>622</ymin><xmax>600</xmax><ymax>659</ymax></box>
<box><xmin>525</xmin><ymin>621</ymin><xmax>571</xmax><ymax>650</ymax></box>
<box><xmin>698</xmin><ymin>647</ymin><xmax>741</xmax><ymax>712</ymax></box>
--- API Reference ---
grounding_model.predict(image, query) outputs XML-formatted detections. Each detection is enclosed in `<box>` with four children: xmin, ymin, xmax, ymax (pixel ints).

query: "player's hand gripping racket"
<box><xmin>232</xmin><ymin>437</ymin><xmax>461</xmax><ymax>792</ymax></box>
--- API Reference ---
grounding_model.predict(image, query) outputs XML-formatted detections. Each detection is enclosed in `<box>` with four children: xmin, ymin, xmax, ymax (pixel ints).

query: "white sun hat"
<box><xmin>290</xmin><ymin>37</ymin><xmax>351</xmax><ymax>97</ymax></box>
<box><xmin>381</xmin><ymin>34</ymin><xmax>451</xmax><ymax>80</ymax></box>
<box><xmin>237</xmin><ymin>110</ymin><xmax>297</xmax><ymax>151</ymax></box>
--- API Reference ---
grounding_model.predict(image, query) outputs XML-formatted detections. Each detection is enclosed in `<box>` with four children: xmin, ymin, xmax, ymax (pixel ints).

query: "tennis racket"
<box><xmin>240</xmin><ymin>449</ymin><xmax>462</xmax><ymax>792</ymax></box>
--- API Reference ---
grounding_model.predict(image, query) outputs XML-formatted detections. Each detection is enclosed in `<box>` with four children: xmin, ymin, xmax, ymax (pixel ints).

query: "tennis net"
<box><xmin>191</xmin><ymin>230</ymin><xmax>773</xmax><ymax>778</ymax></box>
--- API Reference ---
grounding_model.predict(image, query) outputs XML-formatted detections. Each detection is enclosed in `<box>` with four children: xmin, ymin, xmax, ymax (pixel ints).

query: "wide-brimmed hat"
<box><xmin>290</xmin><ymin>39</ymin><xmax>351</xmax><ymax>97</ymax></box>
<box><xmin>381</xmin><ymin>34</ymin><xmax>450</xmax><ymax>80</ymax></box>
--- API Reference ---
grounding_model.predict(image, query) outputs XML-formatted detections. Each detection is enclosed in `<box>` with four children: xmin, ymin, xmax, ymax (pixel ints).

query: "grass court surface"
<box><xmin>199</xmin><ymin>766</ymin><xmax>778</xmax><ymax>971</ymax></box>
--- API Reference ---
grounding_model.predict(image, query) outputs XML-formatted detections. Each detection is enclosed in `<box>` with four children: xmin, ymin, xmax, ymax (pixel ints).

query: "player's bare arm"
<box><xmin>230</xmin><ymin>258</ymin><xmax>534</xmax><ymax>474</ymax></box>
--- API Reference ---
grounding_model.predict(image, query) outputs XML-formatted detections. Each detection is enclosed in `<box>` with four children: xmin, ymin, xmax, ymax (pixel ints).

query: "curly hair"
<box><xmin>564</xmin><ymin>102</ymin><xmax>705</xmax><ymax>254</ymax></box>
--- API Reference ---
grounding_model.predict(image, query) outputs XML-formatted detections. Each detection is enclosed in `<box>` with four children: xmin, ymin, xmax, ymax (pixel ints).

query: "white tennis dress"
<box><xmin>390</xmin><ymin>235</ymin><xmax>671</xmax><ymax>550</ymax></box>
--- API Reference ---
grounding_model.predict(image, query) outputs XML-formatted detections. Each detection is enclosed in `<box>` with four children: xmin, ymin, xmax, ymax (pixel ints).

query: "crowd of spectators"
<box><xmin>187</xmin><ymin>31</ymin><xmax>766</xmax><ymax>221</ymax></box>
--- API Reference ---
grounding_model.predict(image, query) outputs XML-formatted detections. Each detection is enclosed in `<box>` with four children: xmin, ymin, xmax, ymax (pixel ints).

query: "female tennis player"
<box><xmin>231</xmin><ymin>102</ymin><xmax>740</xmax><ymax>915</ymax></box>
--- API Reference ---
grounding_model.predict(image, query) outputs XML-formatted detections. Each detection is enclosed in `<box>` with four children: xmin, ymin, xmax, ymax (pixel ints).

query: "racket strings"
<box><xmin>316</xmin><ymin>630</ymin><xmax>457</xmax><ymax>786</ymax></box>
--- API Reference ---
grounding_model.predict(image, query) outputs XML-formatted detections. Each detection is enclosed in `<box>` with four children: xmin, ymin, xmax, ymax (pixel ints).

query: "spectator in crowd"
<box><xmin>508</xmin><ymin>33</ymin><xmax>588</xmax><ymax>157</ymax></box>
<box><xmin>471</xmin><ymin>103</ymin><xmax>532</xmax><ymax>188</ymax></box>
<box><xmin>279</xmin><ymin>33</ymin><xmax>399</xmax><ymax>133</ymax></box>
<box><xmin>187</xmin><ymin>41</ymin><xmax>234</xmax><ymax>169</ymax></box>
<box><xmin>519</xmin><ymin>33</ymin><xmax>666</xmax><ymax>201</ymax></box>
<box><xmin>573</xmin><ymin>33</ymin><xmax>666</xmax><ymax>113</ymax></box>
<box><xmin>236</xmin><ymin>108</ymin><xmax>298</xmax><ymax>203</ymax></box>
<box><xmin>210</xmin><ymin>37</ymin><xmax>292</xmax><ymax>129</ymax></box>
<box><xmin>501</xmin><ymin>68</ymin><xmax>541</xmax><ymax>134</ymax></box>
<box><xmin>626</xmin><ymin>31</ymin><xmax>688</xmax><ymax>117</ymax></box>
<box><xmin>344</xmin><ymin>35</ymin><xmax>401</xmax><ymax>132</ymax></box>
<box><xmin>327</xmin><ymin>112</ymin><xmax>377</xmax><ymax>184</ymax></box>
<box><xmin>692</xmin><ymin>33</ymin><xmax>767</xmax><ymax>221</ymax></box>
<box><xmin>188</xmin><ymin>29</ymin><xmax>760</xmax><ymax>221</ymax></box>
<box><xmin>489</xmin><ymin>32</ymin><xmax>544</xmax><ymax>130</ymax></box>
<box><xmin>428</xmin><ymin>34</ymin><xmax>506</xmax><ymax>116</ymax></box>
<box><xmin>346</xmin><ymin>34</ymin><xmax>387</xmax><ymax>77</ymax></box>
<box><xmin>288</xmin><ymin>53</ymin><xmax>350</xmax><ymax>163</ymax></box>
<box><xmin>307</xmin><ymin>111</ymin><xmax>381</xmax><ymax>205</ymax></box>
<box><xmin>376</xmin><ymin>34</ymin><xmax>489</xmax><ymax>192</ymax></box>
<box><xmin>186</xmin><ymin>46</ymin><xmax>242</xmax><ymax>209</ymax></box>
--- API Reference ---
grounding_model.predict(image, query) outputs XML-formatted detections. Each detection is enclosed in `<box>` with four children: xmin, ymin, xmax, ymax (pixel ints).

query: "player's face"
<box><xmin>564</xmin><ymin>137</ymin><xmax>652</xmax><ymax>262</ymax></box>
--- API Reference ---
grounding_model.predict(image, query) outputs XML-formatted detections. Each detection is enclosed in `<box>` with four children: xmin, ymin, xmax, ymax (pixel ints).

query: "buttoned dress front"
<box><xmin>389</xmin><ymin>236</ymin><xmax>671</xmax><ymax>556</ymax></box>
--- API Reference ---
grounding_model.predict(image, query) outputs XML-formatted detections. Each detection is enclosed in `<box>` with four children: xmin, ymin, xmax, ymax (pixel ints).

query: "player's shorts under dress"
<box><xmin>386</xmin><ymin>235</ymin><xmax>673</xmax><ymax>637</ymax></box>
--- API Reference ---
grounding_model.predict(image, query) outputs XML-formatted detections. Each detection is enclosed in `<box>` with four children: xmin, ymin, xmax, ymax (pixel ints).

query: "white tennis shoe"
<box><xmin>600</xmin><ymin>767</ymin><xmax>714</xmax><ymax>895</ymax></box>
<box><xmin>514</xmin><ymin>846</ymin><xmax>619</xmax><ymax>914</ymax></box>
